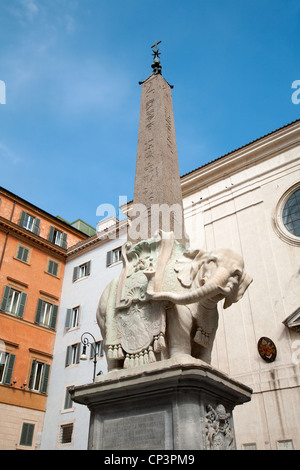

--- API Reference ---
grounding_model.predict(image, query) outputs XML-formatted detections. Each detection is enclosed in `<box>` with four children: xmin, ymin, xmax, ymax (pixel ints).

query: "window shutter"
<box><xmin>1</xmin><ymin>286</ymin><xmax>10</xmax><ymax>312</ymax></box>
<box><xmin>48</xmin><ymin>260</ymin><xmax>58</xmax><ymax>276</ymax></box>
<box><xmin>106</xmin><ymin>250</ymin><xmax>113</xmax><ymax>267</ymax></box>
<box><xmin>65</xmin><ymin>309</ymin><xmax>72</xmax><ymax>329</ymax></box>
<box><xmin>19</xmin><ymin>210</ymin><xmax>26</xmax><ymax>228</ymax></box>
<box><xmin>17</xmin><ymin>246</ymin><xmax>24</xmax><ymax>260</ymax></box>
<box><xmin>17</xmin><ymin>292</ymin><xmax>27</xmax><ymax>318</ymax></box>
<box><xmin>32</xmin><ymin>218</ymin><xmax>40</xmax><ymax>235</ymax></box>
<box><xmin>40</xmin><ymin>364</ymin><xmax>50</xmax><ymax>394</ymax></box>
<box><xmin>17</xmin><ymin>246</ymin><xmax>29</xmax><ymax>263</ymax></box>
<box><xmin>72</xmin><ymin>266</ymin><xmax>79</xmax><ymax>282</ymax></box>
<box><xmin>48</xmin><ymin>225</ymin><xmax>55</xmax><ymax>242</ymax></box>
<box><xmin>86</xmin><ymin>260</ymin><xmax>91</xmax><ymax>276</ymax></box>
<box><xmin>20</xmin><ymin>423</ymin><xmax>35</xmax><ymax>447</ymax></box>
<box><xmin>3</xmin><ymin>353</ymin><xmax>16</xmax><ymax>385</ymax></box>
<box><xmin>76</xmin><ymin>343</ymin><xmax>81</xmax><ymax>364</ymax></box>
<box><xmin>28</xmin><ymin>360</ymin><xmax>36</xmax><ymax>389</ymax></box>
<box><xmin>65</xmin><ymin>346</ymin><xmax>71</xmax><ymax>367</ymax></box>
<box><xmin>49</xmin><ymin>305</ymin><xmax>58</xmax><ymax>330</ymax></box>
<box><xmin>35</xmin><ymin>299</ymin><xmax>43</xmax><ymax>325</ymax></box>
<box><xmin>61</xmin><ymin>232</ymin><xmax>67</xmax><ymax>249</ymax></box>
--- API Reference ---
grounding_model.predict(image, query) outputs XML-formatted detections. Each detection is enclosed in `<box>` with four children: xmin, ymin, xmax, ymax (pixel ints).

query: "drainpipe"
<box><xmin>0</xmin><ymin>201</ymin><xmax>16</xmax><ymax>269</ymax></box>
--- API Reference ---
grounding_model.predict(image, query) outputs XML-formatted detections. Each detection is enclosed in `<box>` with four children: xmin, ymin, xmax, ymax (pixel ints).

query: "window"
<box><xmin>65</xmin><ymin>306</ymin><xmax>80</xmax><ymax>330</ymax></box>
<box><xmin>19</xmin><ymin>423</ymin><xmax>35</xmax><ymax>447</ymax></box>
<box><xmin>106</xmin><ymin>247</ymin><xmax>122</xmax><ymax>267</ymax></box>
<box><xmin>35</xmin><ymin>299</ymin><xmax>58</xmax><ymax>329</ymax></box>
<box><xmin>63</xmin><ymin>386</ymin><xmax>74</xmax><ymax>410</ymax></box>
<box><xmin>16</xmin><ymin>245</ymin><xmax>30</xmax><ymax>263</ymax></box>
<box><xmin>282</xmin><ymin>188</ymin><xmax>300</xmax><ymax>237</ymax></box>
<box><xmin>48</xmin><ymin>226</ymin><xmax>67</xmax><ymax>248</ymax></box>
<box><xmin>65</xmin><ymin>343</ymin><xmax>81</xmax><ymax>367</ymax></box>
<box><xmin>28</xmin><ymin>360</ymin><xmax>50</xmax><ymax>393</ymax></box>
<box><xmin>0</xmin><ymin>351</ymin><xmax>16</xmax><ymax>385</ymax></box>
<box><xmin>19</xmin><ymin>210</ymin><xmax>40</xmax><ymax>235</ymax></box>
<box><xmin>47</xmin><ymin>259</ymin><xmax>59</xmax><ymax>277</ymax></box>
<box><xmin>91</xmin><ymin>340</ymin><xmax>104</xmax><ymax>359</ymax></box>
<box><xmin>72</xmin><ymin>261</ymin><xmax>91</xmax><ymax>282</ymax></box>
<box><xmin>242</xmin><ymin>443</ymin><xmax>257</xmax><ymax>450</ymax></box>
<box><xmin>1</xmin><ymin>286</ymin><xmax>27</xmax><ymax>318</ymax></box>
<box><xmin>277</xmin><ymin>440</ymin><xmax>294</xmax><ymax>450</ymax></box>
<box><xmin>59</xmin><ymin>423</ymin><xmax>73</xmax><ymax>445</ymax></box>
<box><xmin>274</xmin><ymin>184</ymin><xmax>300</xmax><ymax>245</ymax></box>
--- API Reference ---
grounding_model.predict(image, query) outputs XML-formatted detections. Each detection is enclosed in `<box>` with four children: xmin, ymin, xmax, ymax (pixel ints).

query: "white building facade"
<box><xmin>41</xmin><ymin>119</ymin><xmax>300</xmax><ymax>450</ymax></box>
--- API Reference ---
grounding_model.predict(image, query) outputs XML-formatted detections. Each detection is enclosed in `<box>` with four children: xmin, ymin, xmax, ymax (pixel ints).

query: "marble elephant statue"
<box><xmin>145</xmin><ymin>247</ymin><xmax>252</xmax><ymax>364</ymax></box>
<box><xmin>96</xmin><ymin>232</ymin><xmax>252</xmax><ymax>370</ymax></box>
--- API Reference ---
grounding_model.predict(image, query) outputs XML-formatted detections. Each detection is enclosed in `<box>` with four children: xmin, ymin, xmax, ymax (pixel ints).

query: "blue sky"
<box><xmin>0</xmin><ymin>0</ymin><xmax>299</xmax><ymax>229</ymax></box>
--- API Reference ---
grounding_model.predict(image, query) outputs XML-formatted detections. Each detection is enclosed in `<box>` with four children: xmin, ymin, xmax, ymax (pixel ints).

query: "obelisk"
<box><xmin>70</xmin><ymin>44</ymin><xmax>252</xmax><ymax>450</ymax></box>
<box><xmin>128</xmin><ymin>41</ymin><xmax>188</xmax><ymax>246</ymax></box>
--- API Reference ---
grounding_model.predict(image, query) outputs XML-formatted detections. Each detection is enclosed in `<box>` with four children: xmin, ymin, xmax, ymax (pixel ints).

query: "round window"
<box><xmin>282</xmin><ymin>188</ymin><xmax>300</xmax><ymax>237</ymax></box>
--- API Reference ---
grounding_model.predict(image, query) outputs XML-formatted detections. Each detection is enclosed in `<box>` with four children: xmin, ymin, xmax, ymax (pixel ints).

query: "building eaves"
<box><xmin>180</xmin><ymin>118</ymin><xmax>300</xmax><ymax>179</ymax></box>
<box><xmin>0</xmin><ymin>186</ymin><xmax>89</xmax><ymax>239</ymax></box>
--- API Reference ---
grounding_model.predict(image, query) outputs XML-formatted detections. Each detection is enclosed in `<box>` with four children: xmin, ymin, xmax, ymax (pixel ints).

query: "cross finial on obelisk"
<box><xmin>151</xmin><ymin>40</ymin><xmax>162</xmax><ymax>75</ymax></box>
<box><xmin>151</xmin><ymin>40</ymin><xmax>161</xmax><ymax>57</ymax></box>
<box><xmin>128</xmin><ymin>43</ymin><xmax>188</xmax><ymax>246</ymax></box>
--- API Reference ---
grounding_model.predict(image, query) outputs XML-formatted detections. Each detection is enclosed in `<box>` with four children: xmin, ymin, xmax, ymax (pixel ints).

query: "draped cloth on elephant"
<box><xmin>104</xmin><ymin>231</ymin><xmax>186</xmax><ymax>368</ymax></box>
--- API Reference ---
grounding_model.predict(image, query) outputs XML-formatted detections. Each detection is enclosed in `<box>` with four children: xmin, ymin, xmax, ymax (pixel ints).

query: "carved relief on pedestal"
<box><xmin>205</xmin><ymin>404</ymin><xmax>234</xmax><ymax>450</ymax></box>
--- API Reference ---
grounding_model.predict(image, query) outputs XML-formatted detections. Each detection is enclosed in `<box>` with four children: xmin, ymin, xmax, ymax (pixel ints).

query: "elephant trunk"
<box><xmin>147</xmin><ymin>267</ymin><xmax>230</xmax><ymax>305</ymax></box>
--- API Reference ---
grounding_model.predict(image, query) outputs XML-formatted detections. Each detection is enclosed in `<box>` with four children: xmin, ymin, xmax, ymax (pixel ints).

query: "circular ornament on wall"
<box><xmin>257</xmin><ymin>337</ymin><xmax>277</xmax><ymax>363</ymax></box>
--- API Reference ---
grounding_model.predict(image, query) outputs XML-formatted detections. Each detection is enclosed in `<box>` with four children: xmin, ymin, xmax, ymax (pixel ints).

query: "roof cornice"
<box><xmin>0</xmin><ymin>217</ymin><xmax>67</xmax><ymax>260</ymax></box>
<box><xmin>181</xmin><ymin>119</ymin><xmax>300</xmax><ymax>197</ymax></box>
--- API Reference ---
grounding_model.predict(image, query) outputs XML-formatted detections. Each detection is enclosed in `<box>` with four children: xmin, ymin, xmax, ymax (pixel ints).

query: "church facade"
<box><xmin>40</xmin><ymin>117</ymin><xmax>300</xmax><ymax>450</ymax></box>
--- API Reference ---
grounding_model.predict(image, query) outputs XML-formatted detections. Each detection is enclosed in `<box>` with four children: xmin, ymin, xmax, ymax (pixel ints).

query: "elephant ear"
<box><xmin>175</xmin><ymin>249</ymin><xmax>206</xmax><ymax>288</ymax></box>
<box><xmin>223</xmin><ymin>272</ymin><xmax>253</xmax><ymax>309</ymax></box>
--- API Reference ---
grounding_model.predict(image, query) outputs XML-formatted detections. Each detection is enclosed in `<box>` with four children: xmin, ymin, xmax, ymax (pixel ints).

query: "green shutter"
<box><xmin>61</xmin><ymin>232</ymin><xmax>67</xmax><ymax>249</ymax></box>
<box><xmin>49</xmin><ymin>305</ymin><xmax>58</xmax><ymax>330</ymax></box>
<box><xmin>3</xmin><ymin>353</ymin><xmax>16</xmax><ymax>385</ymax></box>
<box><xmin>17</xmin><ymin>246</ymin><xmax>24</xmax><ymax>260</ymax></box>
<box><xmin>76</xmin><ymin>343</ymin><xmax>81</xmax><ymax>364</ymax></box>
<box><xmin>48</xmin><ymin>260</ymin><xmax>58</xmax><ymax>276</ymax></box>
<box><xmin>48</xmin><ymin>226</ymin><xmax>55</xmax><ymax>242</ymax></box>
<box><xmin>86</xmin><ymin>260</ymin><xmax>91</xmax><ymax>276</ymax></box>
<box><xmin>35</xmin><ymin>299</ymin><xmax>43</xmax><ymax>325</ymax></box>
<box><xmin>17</xmin><ymin>246</ymin><xmax>29</xmax><ymax>263</ymax></box>
<box><xmin>65</xmin><ymin>346</ymin><xmax>71</xmax><ymax>367</ymax></box>
<box><xmin>32</xmin><ymin>218</ymin><xmax>40</xmax><ymax>235</ymax></box>
<box><xmin>40</xmin><ymin>364</ymin><xmax>50</xmax><ymax>394</ymax></box>
<box><xmin>19</xmin><ymin>210</ymin><xmax>26</xmax><ymax>228</ymax></box>
<box><xmin>1</xmin><ymin>286</ymin><xmax>10</xmax><ymax>312</ymax></box>
<box><xmin>106</xmin><ymin>250</ymin><xmax>113</xmax><ymax>267</ymax></box>
<box><xmin>17</xmin><ymin>293</ymin><xmax>27</xmax><ymax>318</ymax></box>
<box><xmin>28</xmin><ymin>360</ymin><xmax>36</xmax><ymax>390</ymax></box>
<box><xmin>65</xmin><ymin>309</ymin><xmax>72</xmax><ymax>329</ymax></box>
<box><xmin>72</xmin><ymin>266</ymin><xmax>79</xmax><ymax>282</ymax></box>
<box><xmin>20</xmin><ymin>423</ymin><xmax>35</xmax><ymax>446</ymax></box>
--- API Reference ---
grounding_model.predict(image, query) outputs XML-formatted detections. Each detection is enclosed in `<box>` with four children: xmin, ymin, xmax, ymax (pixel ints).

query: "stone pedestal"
<box><xmin>70</xmin><ymin>356</ymin><xmax>252</xmax><ymax>450</ymax></box>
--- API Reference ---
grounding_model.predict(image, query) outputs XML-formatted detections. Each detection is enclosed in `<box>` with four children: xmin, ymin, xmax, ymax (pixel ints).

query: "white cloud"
<box><xmin>8</xmin><ymin>0</ymin><xmax>39</xmax><ymax>22</ymax></box>
<box><xmin>21</xmin><ymin>0</ymin><xmax>39</xmax><ymax>19</ymax></box>
<box><xmin>0</xmin><ymin>143</ymin><xmax>22</xmax><ymax>165</ymax></box>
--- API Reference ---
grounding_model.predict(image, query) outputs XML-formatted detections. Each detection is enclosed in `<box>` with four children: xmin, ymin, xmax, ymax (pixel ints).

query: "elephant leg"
<box><xmin>191</xmin><ymin>306</ymin><xmax>218</xmax><ymax>364</ymax></box>
<box><xmin>167</xmin><ymin>305</ymin><xmax>193</xmax><ymax>358</ymax></box>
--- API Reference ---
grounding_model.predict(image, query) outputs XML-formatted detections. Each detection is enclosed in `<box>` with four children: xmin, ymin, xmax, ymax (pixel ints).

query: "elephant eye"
<box><xmin>233</xmin><ymin>269</ymin><xmax>242</xmax><ymax>279</ymax></box>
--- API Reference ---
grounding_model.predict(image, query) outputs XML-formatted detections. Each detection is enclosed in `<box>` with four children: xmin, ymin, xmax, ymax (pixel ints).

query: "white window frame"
<box><xmin>23</xmin><ymin>213</ymin><xmax>35</xmax><ymax>231</ymax></box>
<box><xmin>6</xmin><ymin>288</ymin><xmax>21</xmax><ymax>315</ymax></box>
<box><xmin>30</xmin><ymin>361</ymin><xmax>44</xmax><ymax>392</ymax></box>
